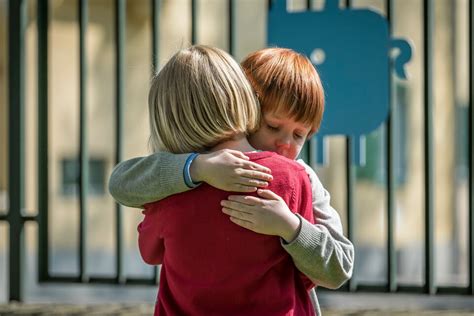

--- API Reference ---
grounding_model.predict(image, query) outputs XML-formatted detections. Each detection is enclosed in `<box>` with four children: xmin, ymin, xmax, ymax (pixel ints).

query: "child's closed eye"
<box><xmin>266</xmin><ymin>124</ymin><xmax>279</xmax><ymax>132</ymax></box>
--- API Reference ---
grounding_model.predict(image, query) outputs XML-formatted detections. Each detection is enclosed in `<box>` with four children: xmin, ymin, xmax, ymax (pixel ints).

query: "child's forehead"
<box><xmin>262</xmin><ymin>110</ymin><xmax>312</xmax><ymax>128</ymax></box>
<box><xmin>263</xmin><ymin>110</ymin><xmax>285</xmax><ymax>120</ymax></box>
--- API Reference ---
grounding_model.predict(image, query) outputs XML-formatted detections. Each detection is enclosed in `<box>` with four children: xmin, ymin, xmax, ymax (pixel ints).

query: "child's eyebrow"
<box><xmin>264</xmin><ymin>115</ymin><xmax>284</xmax><ymax>122</ymax></box>
<box><xmin>269</xmin><ymin>113</ymin><xmax>284</xmax><ymax>120</ymax></box>
<box><xmin>296</xmin><ymin>128</ymin><xmax>310</xmax><ymax>134</ymax></box>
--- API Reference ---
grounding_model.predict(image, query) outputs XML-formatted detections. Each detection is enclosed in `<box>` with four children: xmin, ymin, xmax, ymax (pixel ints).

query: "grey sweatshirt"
<box><xmin>108</xmin><ymin>152</ymin><xmax>354</xmax><ymax>315</ymax></box>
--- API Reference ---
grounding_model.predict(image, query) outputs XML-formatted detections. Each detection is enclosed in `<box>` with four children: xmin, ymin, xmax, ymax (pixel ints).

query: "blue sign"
<box><xmin>268</xmin><ymin>0</ymin><xmax>412</xmax><ymax>165</ymax></box>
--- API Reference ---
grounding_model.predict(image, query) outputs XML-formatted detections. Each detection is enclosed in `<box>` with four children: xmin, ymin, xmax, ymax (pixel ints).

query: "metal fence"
<box><xmin>2</xmin><ymin>0</ymin><xmax>474</xmax><ymax>302</ymax></box>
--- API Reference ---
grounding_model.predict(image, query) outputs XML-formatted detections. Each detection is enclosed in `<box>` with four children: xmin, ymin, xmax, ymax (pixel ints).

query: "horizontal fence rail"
<box><xmin>1</xmin><ymin>0</ymin><xmax>474</xmax><ymax>302</ymax></box>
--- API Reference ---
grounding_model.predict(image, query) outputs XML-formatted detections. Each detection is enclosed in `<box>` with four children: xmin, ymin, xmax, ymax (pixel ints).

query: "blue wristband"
<box><xmin>183</xmin><ymin>153</ymin><xmax>201</xmax><ymax>188</ymax></box>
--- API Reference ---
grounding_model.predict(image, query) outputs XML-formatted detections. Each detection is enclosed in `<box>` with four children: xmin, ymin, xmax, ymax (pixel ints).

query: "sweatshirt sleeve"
<box><xmin>289</xmin><ymin>168</ymin><xmax>316</xmax><ymax>291</ymax></box>
<box><xmin>108</xmin><ymin>152</ymin><xmax>192</xmax><ymax>208</ymax></box>
<box><xmin>281</xmin><ymin>160</ymin><xmax>355</xmax><ymax>289</ymax></box>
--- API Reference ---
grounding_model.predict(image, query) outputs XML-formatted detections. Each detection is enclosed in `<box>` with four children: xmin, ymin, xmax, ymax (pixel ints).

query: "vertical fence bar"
<box><xmin>151</xmin><ymin>0</ymin><xmax>161</xmax><ymax>283</ymax></box>
<box><xmin>423</xmin><ymin>0</ymin><xmax>435</xmax><ymax>295</ymax></box>
<box><xmin>37</xmin><ymin>0</ymin><xmax>50</xmax><ymax>282</ymax></box>
<box><xmin>469</xmin><ymin>0</ymin><xmax>474</xmax><ymax>296</ymax></box>
<box><xmin>115</xmin><ymin>0</ymin><xmax>125</xmax><ymax>284</ymax></box>
<box><xmin>386</xmin><ymin>0</ymin><xmax>396</xmax><ymax>292</ymax></box>
<box><xmin>79</xmin><ymin>0</ymin><xmax>89</xmax><ymax>282</ymax></box>
<box><xmin>305</xmin><ymin>0</ymin><xmax>317</xmax><ymax>170</ymax></box>
<box><xmin>151</xmin><ymin>0</ymin><xmax>160</xmax><ymax>73</ymax></box>
<box><xmin>301</xmin><ymin>0</ymin><xmax>312</xmax><ymax>176</ymax></box>
<box><xmin>345</xmin><ymin>141</ymin><xmax>355</xmax><ymax>292</ymax></box>
<box><xmin>302</xmin><ymin>0</ymin><xmax>312</xmax><ymax>173</ymax></box>
<box><xmin>344</xmin><ymin>0</ymin><xmax>356</xmax><ymax>292</ymax></box>
<box><xmin>8</xmin><ymin>0</ymin><xmax>26</xmax><ymax>302</ymax></box>
<box><xmin>191</xmin><ymin>0</ymin><xmax>197</xmax><ymax>45</ymax></box>
<box><xmin>228</xmin><ymin>0</ymin><xmax>235</xmax><ymax>56</ymax></box>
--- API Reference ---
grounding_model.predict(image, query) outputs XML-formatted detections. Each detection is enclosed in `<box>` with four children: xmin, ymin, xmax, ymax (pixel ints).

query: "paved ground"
<box><xmin>1</xmin><ymin>252</ymin><xmax>473</xmax><ymax>315</ymax></box>
<box><xmin>1</xmin><ymin>286</ymin><xmax>474</xmax><ymax>315</ymax></box>
<box><xmin>0</xmin><ymin>303</ymin><xmax>153</xmax><ymax>315</ymax></box>
<box><xmin>0</xmin><ymin>303</ymin><xmax>474</xmax><ymax>315</ymax></box>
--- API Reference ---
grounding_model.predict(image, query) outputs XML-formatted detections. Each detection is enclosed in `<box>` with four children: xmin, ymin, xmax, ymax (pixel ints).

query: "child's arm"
<box><xmin>222</xmin><ymin>169</ymin><xmax>316</xmax><ymax>290</ymax></box>
<box><xmin>221</xmin><ymin>189</ymin><xmax>301</xmax><ymax>243</ymax></box>
<box><xmin>222</xmin><ymin>189</ymin><xmax>321</xmax><ymax>282</ymax></box>
<box><xmin>220</xmin><ymin>162</ymin><xmax>354</xmax><ymax>289</ymax></box>
<box><xmin>109</xmin><ymin>149</ymin><xmax>273</xmax><ymax>208</ymax></box>
<box><xmin>109</xmin><ymin>152</ymin><xmax>190</xmax><ymax>208</ymax></box>
<box><xmin>284</xmin><ymin>160</ymin><xmax>354</xmax><ymax>289</ymax></box>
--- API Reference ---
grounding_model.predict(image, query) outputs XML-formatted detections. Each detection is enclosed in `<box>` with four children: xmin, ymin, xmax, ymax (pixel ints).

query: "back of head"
<box><xmin>148</xmin><ymin>45</ymin><xmax>260</xmax><ymax>154</ymax></box>
<box><xmin>241</xmin><ymin>48</ymin><xmax>325</xmax><ymax>134</ymax></box>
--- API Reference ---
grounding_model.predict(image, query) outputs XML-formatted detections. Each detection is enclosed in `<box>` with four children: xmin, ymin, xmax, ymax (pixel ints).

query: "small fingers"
<box><xmin>241</xmin><ymin>162</ymin><xmax>272</xmax><ymax>176</ymax></box>
<box><xmin>227</xmin><ymin>195</ymin><xmax>263</xmax><ymax>206</ymax></box>
<box><xmin>227</xmin><ymin>149</ymin><xmax>250</xmax><ymax>161</ymax></box>
<box><xmin>221</xmin><ymin>199</ymin><xmax>254</xmax><ymax>211</ymax></box>
<box><xmin>238</xmin><ymin>169</ymin><xmax>273</xmax><ymax>182</ymax></box>
<box><xmin>239</xmin><ymin>177</ymin><xmax>269</xmax><ymax>188</ymax></box>
<box><xmin>229</xmin><ymin>216</ymin><xmax>255</xmax><ymax>231</ymax></box>
<box><xmin>256</xmin><ymin>189</ymin><xmax>281</xmax><ymax>201</ymax></box>
<box><xmin>221</xmin><ymin>207</ymin><xmax>251</xmax><ymax>220</ymax></box>
<box><xmin>227</xmin><ymin>183</ymin><xmax>258</xmax><ymax>193</ymax></box>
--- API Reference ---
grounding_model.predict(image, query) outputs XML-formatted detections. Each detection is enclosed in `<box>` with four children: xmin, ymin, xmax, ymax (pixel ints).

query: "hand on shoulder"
<box><xmin>190</xmin><ymin>149</ymin><xmax>273</xmax><ymax>192</ymax></box>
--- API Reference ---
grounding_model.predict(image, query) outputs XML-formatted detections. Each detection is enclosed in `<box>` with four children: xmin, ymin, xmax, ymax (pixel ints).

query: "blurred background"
<box><xmin>0</xmin><ymin>0</ymin><xmax>473</xmax><ymax>313</ymax></box>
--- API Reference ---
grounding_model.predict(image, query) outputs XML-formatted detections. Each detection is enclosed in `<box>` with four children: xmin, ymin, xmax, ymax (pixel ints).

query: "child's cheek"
<box><xmin>291</xmin><ymin>146</ymin><xmax>304</xmax><ymax>160</ymax></box>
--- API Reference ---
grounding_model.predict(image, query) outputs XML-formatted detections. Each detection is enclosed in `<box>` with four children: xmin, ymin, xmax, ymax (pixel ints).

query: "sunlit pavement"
<box><xmin>0</xmin><ymin>303</ymin><xmax>473</xmax><ymax>316</ymax></box>
<box><xmin>0</xmin><ymin>303</ymin><xmax>153</xmax><ymax>315</ymax></box>
<box><xmin>2</xmin><ymin>292</ymin><xmax>474</xmax><ymax>316</ymax></box>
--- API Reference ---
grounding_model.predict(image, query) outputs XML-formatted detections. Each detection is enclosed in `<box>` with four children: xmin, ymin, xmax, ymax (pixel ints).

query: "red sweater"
<box><xmin>138</xmin><ymin>151</ymin><xmax>315</xmax><ymax>316</ymax></box>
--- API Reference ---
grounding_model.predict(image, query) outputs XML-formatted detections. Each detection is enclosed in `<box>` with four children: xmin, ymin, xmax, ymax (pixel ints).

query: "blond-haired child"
<box><xmin>110</xmin><ymin>47</ymin><xmax>354</xmax><ymax>315</ymax></box>
<box><xmin>139</xmin><ymin>44</ymin><xmax>315</xmax><ymax>315</ymax></box>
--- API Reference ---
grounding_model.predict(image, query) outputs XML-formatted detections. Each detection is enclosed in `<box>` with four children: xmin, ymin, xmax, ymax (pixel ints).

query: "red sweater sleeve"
<box><xmin>137</xmin><ymin>206</ymin><xmax>165</xmax><ymax>265</ymax></box>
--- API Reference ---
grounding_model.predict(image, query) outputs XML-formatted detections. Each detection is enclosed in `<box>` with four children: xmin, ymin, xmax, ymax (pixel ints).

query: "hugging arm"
<box><xmin>221</xmin><ymin>168</ymin><xmax>318</xmax><ymax>287</ymax></box>
<box><xmin>109</xmin><ymin>150</ymin><xmax>273</xmax><ymax>208</ymax></box>
<box><xmin>221</xmin><ymin>160</ymin><xmax>354</xmax><ymax>289</ymax></box>
<box><xmin>282</xmin><ymin>160</ymin><xmax>355</xmax><ymax>289</ymax></box>
<box><xmin>290</xmin><ymin>169</ymin><xmax>318</xmax><ymax>289</ymax></box>
<box><xmin>109</xmin><ymin>152</ymin><xmax>190</xmax><ymax>208</ymax></box>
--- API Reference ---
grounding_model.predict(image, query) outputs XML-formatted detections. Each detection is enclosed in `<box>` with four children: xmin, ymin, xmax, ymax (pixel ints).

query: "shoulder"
<box><xmin>296</xmin><ymin>159</ymin><xmax>319</xmax><ymax>187</ymax></box>
<box><xmin>259</xmin><ymin>154</ymin><xmax>310</xmax><ymax>190</ymax></box>
<box><xmin>296</xmin><ymin>159</ymin><xmax>326</xmax><ymax>199</ymax></box>
<box><xmin>295</xmin><ymin>159</ymin><xmax>317</xmax><ymax>179</ymax></box>
<box><xmin>252</xmin><ymin>152</ymin><xmax>306</xmax><ymax>173</ymax></box>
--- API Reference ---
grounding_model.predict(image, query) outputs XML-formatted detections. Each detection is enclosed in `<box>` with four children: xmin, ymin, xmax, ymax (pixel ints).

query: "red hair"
<box><xmin>241</xmin><ymin>48</ymin><xmax>325</xmax><ymax>134</ymax></box>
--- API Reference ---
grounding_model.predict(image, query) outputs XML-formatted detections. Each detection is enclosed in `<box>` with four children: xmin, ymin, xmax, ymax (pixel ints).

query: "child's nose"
<box><xmin>275</xmin><ymin>139</ymin><xmax>292</xmax><ymax>158</ymax></box>
<box><xmin>276</xmin><ymin>137</ymin><xmax>291</xmax><ymax>148</ymax></box>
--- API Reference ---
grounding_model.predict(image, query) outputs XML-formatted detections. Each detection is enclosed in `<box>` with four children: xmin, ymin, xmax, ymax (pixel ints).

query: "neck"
<box><xmin>209</xmin><ymin>134</ymin><xmax>256</xmax><ymax>153</ymax></box>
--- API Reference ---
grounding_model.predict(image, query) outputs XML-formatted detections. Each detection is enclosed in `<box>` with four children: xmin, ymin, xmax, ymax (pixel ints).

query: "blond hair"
<box><xmin>241</xmin><ymin>48</ymin><xmax>325</xmax><ymax>134</ymax></box>
<box><xmin>148</xmin><ymin>45</ymin><xmax>260</xmax><ymax>153</ymax></box>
